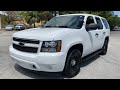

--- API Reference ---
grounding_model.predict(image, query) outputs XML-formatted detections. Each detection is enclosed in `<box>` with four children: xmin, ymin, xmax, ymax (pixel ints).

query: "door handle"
<box><xmin>103</xmin><ymin>32</ymin><xmax>106</xmax><ymax>35</ymax></box>
<box><xmin>95</xmin><ymin>33</ymin><xmax>99</xmax><ymax>37</ymax></box>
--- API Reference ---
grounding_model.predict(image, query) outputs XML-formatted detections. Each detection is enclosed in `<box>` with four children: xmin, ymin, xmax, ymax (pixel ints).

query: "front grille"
<box><xmin>13</xmin><ymin>44</ymin><xmax>38</xmax><ymax>53</ymax></box>
<box><xmin>13</xmin><ymin>37</ymin><xmax>40</xmax><ymax>44</ymax></box>
<box><xmin>12</xmin><ymin>37</ymin><xmax>40</xmax><ymax>53</ymax></box>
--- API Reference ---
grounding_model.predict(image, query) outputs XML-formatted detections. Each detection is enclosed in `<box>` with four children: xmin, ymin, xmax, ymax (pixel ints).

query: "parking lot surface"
<box><xmin>0</xmin><ymin>30</ymin><xmax>120</xmax><ymax>79</ymax></box>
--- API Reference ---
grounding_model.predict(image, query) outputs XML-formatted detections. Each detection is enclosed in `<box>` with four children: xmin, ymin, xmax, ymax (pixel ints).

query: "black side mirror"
<box><xmin>86</xmin><ymin>23</ymin><xmax>98</xmax><ymax>31</ymax></box>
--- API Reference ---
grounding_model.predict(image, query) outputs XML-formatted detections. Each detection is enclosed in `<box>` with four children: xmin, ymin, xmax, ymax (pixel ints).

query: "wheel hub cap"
<box><xmin>71</xmin><ymin>59</ymin><xmax>76</xmax><ymax>66</ymax></box>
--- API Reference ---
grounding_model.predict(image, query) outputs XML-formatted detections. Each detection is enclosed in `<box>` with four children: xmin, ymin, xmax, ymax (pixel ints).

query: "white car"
<box><xmin>113</xmin><ymin>27</ymin><xmax>120</xmax><ymax>31</ymax></box>
<box><xmin>5</xmin><ymin>25</ymin><xmax>14</xmax><ymax>31</ymax></box>
<box><xmin>9</xmin><ymin>14</ymin><xmax>110</xmax><ymax>77</ymax></box>
<box><xmin>15</xmin><ymin>24</ymin><xmax>26</xmax><ymax>30</ymax></box>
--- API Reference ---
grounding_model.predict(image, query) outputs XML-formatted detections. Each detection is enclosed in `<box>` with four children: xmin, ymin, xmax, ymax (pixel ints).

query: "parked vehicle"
<box><xmin>9</xmin><ymin>14</ymin><xmax>110</xmax><ymax>77</ymax></box>
<box><xmin>113</xmin><ymin>26</ymin><xmax>120</xmax><ymax>31</ymax></box>
<box><xmin>15</xmin><ymin>24</ymin><xmax>26</xmax><ymax>30</ymax></box>
<box><xmin>5</xmin><ymin>25</ymin><xmax>14</xmax><ymax>31</ymax></box>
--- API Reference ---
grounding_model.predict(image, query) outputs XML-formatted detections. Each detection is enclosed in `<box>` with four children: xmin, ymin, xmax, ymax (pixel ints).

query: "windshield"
<box><xmin>44</xmin><ymin>15</ymin><xmax>84</xmax><ymax>29</ymax></box>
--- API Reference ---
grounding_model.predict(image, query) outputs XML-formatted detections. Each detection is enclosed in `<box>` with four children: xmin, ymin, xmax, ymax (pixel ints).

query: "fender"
<box><xmin>65</xmin><ymin>41</ymin><xmax>84</xmax><ymax>55</ymax></box>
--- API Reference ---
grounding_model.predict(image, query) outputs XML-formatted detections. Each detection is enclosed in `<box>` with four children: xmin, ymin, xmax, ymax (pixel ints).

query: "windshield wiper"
<box><xmin>57</xmin><ymin>26</ymin><xmax>69</xmax><ymax>28</ymax></box>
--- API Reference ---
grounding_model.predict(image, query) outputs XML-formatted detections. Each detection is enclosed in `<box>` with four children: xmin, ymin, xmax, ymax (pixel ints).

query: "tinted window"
<box><xmin>44</xmin><ymin>15</ymin><xmax>84</xmax><ymax>29</ymax></box>
<box><xmin>95</xmin><ymin>17</ymin><xmax>103</xmax><ymax>29</ymax></box>
<box><xmin>86</xmin><ymin>16</ymin><xmax>95</xmax><ymax>25</ymax></box>
<box><xmin>102</xmin><ymin>18</ymin><xmax>110</xmax><ymax>29</ymax></box>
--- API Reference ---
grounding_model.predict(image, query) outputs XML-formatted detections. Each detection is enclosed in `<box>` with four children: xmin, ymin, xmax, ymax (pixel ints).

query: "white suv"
<box><xmin>9</xmin><ymin>14</ymin><xmax>110</xmax><ymax>77</ymax></box>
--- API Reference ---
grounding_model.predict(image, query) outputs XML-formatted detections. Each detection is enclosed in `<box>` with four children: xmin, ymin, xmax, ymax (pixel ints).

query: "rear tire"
<box><xmin>100</xmin><ymin>40</ymin><xmax>108</xmax><ymax>55</ymax></box>
<box><xmin>63</xmin><ymin>49</ymin><xmax>82</xmax><ymax>78</ymax></box>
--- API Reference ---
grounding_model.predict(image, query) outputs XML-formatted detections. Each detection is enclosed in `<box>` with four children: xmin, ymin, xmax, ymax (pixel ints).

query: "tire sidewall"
<box><xmin>101</xmin><ymin>39</ymin><xmax>108</xmax><ymax>55</ymax></box>
<box><xmin>63</xmin><ymin>49</ymin><xmax>82</xmax><ymax>78</ymax></box>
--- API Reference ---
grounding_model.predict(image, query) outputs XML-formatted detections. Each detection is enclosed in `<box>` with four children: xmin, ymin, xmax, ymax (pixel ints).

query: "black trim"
<box><xmin>13</xmin><ymin>37</ymin><xmax>40</xmax><ymax>44</ymax></box>
<box><xmin>82</xmin><ymin>49</ymin><xmax>102</xmax><ymax>61</ymax></box>
<box><xmin>13</xmin><ymin>44</ymin><xmax>38</xmax><ymax>53</ymax></box>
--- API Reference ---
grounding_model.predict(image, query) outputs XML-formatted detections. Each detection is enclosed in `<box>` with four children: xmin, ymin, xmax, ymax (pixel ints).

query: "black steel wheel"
<box><xmin>63</xmin><ymin>49</ymin><xmax>82</xmax><ymax>78</ymax></box>
<box><xmin>100</xmin><ymin>40</ymin><xmax>108</xmax><ymax>55</ymax></box>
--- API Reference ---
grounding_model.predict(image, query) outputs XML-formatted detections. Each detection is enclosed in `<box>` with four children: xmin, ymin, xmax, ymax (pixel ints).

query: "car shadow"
<box><xmin>14</xmin><ymin>55</ymin><xmax>100</xmax><ymax>79</ymax></box>
<box><xmin>14</xmin><ymin>64</ymin><xmax>65</xmax><ymax>79</ymax></box>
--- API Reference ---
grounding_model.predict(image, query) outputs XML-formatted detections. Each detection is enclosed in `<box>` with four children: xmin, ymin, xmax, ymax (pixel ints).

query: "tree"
<box><xmin>18</xmin><ymin>11</ymin><xmax>38</xmax><ymax>28</ymax></box>
<box><xmin>59</xmin><ymin>11</ymin><xmax>83</xmax><ymax>14</ymax></box>
<box><xmin>19</xmin><ymin>11</ymin><xmax>53</xmax><ymax>27</ymax></box>
<box><xmin>36</xmin><ymin>11</ymin><xmax>52</xmax><ymax>24</ymax></box>
<box><xmin>18</xmin><ymin>11</ymin><xmax>120</xmax><ymax>30</ymax></box>
<box><xmin>3</xmin><ymin>11</ymin><xmax>18</xmax><ymax>24</ymax></box>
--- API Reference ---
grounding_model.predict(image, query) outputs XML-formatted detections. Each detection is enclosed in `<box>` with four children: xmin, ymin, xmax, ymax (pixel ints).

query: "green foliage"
<box><xmin>18</xmin><ymin>11</ymin><xmax>53</xmax><ymax>27</ymax></box>
<box><xmin>18</xmin><ymin>11</ymin><xmax>120</xmax><ymax>30</ymax></box>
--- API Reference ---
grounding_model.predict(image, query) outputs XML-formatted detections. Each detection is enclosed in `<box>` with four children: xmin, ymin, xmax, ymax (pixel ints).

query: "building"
<box><xmin>0</xmin><ymin>11</ymin><xmax>7</xmax><ymax>29</ymax></box>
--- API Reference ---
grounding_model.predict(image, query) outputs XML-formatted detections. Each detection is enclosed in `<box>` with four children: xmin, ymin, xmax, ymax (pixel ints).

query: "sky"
<box><xmin>113</xmin><ymin>11</ymin><xmax>120</xmax><ymax>17</ymax></box>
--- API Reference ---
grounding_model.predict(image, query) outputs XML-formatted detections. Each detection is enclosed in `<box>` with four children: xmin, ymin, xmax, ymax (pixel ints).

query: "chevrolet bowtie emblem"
<box><xmin>19</xmin><ymin>42</ymin><xmax>25</xmax><ymax>46</ymax></box>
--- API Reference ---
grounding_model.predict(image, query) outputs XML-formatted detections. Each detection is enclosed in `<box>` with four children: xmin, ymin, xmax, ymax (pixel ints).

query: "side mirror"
<box><xmin>86</xmin><ymin>23</ymin><xmax>98</xmax><ymax>31</ymax></box>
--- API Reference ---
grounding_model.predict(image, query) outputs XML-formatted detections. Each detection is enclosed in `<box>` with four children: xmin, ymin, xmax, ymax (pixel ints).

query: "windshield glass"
<box><xmin>44</xmin><ymin>15</ymin><xmax>84</xmax><ymax>29</ymax></box>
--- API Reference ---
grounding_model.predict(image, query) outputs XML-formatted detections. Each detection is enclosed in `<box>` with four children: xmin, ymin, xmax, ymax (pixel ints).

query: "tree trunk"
<box><xmin>34</xmin><ymin>22</ymin><xmax>35</xmax><ymax>28</ymax></box>
<box><xmin>5</xmin><ymin>19</ymin><xmax>11</xmax><ymax>24</ymax></box>
<box><xmin>8</xmin><ymin>21</ymin><xmax>11</xmax><ymax>24</ymax></box>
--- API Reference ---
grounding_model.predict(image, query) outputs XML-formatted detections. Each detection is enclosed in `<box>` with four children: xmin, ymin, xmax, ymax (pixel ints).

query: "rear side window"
<box><xmin>86</xmin><ymin>16</ymin><xmax>95</xmax><ymax>25</ymax></box>
<box><xmin>102</xmin><ymin>18</ymin><xmax>110</xmax><ymax>29</ymax></box>
<box><xmin>95</xmin><ymin>17</ymin><xmax>103</xmax><ymax>29</ymax></box>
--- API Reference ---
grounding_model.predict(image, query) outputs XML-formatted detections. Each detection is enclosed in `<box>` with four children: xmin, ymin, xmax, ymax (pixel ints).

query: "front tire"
<box><xmin>63</xmin><ymin>49</ymin><xmax>82</xmax><ymax>78</ymax></box>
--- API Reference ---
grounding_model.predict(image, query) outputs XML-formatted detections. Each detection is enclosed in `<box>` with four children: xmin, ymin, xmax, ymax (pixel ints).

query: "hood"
<box><xmin>13</xmin><ymin>27</ymin><xmax>72</xmax><ymax>41</ymax></box>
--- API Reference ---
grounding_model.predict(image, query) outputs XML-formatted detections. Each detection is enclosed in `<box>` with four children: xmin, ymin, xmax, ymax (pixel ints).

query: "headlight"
<box><xmin>41</xmin><ymin>40</ymin><xmax>61</xmax><ymax>52</ymax></box>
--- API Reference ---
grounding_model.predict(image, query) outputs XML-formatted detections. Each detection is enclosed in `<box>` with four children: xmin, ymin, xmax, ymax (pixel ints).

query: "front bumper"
<box><xmin>9</xmin><ymin>45</ymin><xmax>66</xmax><ymax>72</ymax></box>
<box><xmin>15</xmin><ymin>28</ymin><xmax>22</xmax><ymax>30</ymax></box>
<box><xmin>5</xmin><ymin>28</ymin><xmax>13</xmax><ymax>30</ymax></box>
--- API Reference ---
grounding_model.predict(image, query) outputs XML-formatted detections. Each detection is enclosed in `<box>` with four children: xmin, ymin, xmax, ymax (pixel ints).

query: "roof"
<box><xmin>57</xmin><ymin>13</ymin><xmax>105</xmax><ymax>19</ymax></box>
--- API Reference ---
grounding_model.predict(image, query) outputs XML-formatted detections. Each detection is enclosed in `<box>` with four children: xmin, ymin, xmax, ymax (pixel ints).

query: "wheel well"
<box><xmin>64</xmin><ymin>44</ymin><xmax>83</xmax><ymax>71</ymax></box>
<box><xmin>105</xmin><ymin>36</ymin><xmax>109</xmax><ymax>42</ymax></box>
<box><xmin>67</xmin><ymin>44</ymin><xmax>83</xmax><ymax>56</ymax></box>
